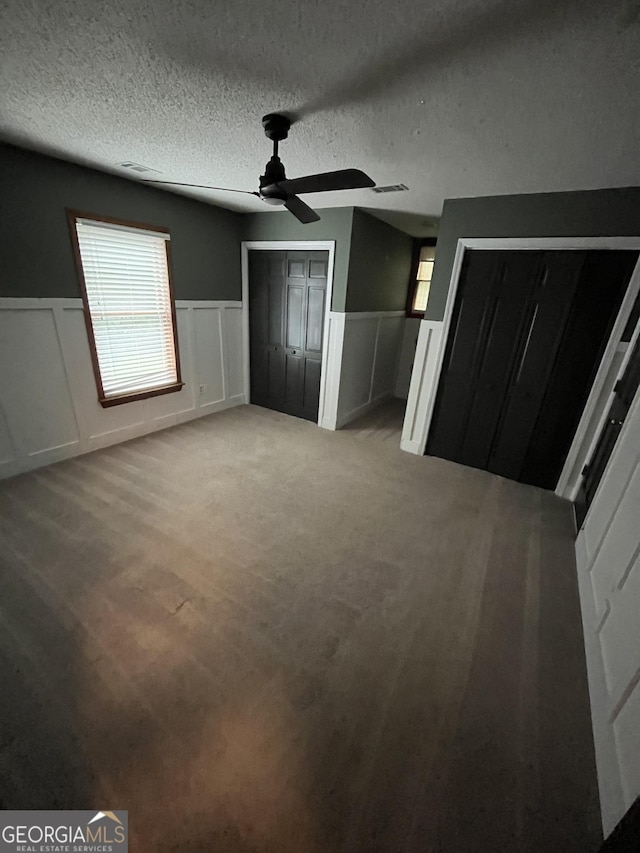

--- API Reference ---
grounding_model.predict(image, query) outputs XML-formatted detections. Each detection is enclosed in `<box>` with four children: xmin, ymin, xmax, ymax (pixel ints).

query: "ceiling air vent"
<box><xmin>371</xmin><ymin>183</ymin><xmax>409</xmax><ymax>194</ymax></box>
<box><xmin>118</xmin><ymin>161</ymin><xmax>158</xmax><ymax>174</ymax></box>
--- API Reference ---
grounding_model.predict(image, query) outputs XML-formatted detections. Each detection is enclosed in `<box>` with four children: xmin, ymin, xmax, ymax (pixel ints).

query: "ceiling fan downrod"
<box><xmin>260</xmin><ymin>114</ymin><xmax>291</xmax><ymax>203</ymax></box>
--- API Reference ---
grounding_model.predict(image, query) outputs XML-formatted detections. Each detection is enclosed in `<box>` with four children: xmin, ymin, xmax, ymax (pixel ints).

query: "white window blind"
<box><xmin>75</xmin><ymin>219</ymin><xmax>179</xmax><ymax>401</ymax></box>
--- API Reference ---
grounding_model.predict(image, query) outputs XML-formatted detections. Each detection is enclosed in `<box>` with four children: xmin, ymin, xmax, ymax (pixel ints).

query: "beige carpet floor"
<box><xmin>341</xmin><ymin>396</ymin><xmax>406</xmax><ymax>445</ymax></box>
<box><xmin>0</xmin><ymin>404</ymin><xmax>600</xmax><ymax>852</ymax></box>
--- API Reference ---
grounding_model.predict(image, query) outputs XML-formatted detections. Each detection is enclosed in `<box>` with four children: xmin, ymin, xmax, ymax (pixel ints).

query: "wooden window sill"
<box><xmin>99</xmin><ymin>382</ymin><xmax>184</xmax><ymax>408</ymax></box>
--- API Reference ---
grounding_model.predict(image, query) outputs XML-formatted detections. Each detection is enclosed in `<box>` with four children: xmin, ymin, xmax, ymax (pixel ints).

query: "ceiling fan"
<box><xmin>141</xmin><ymin>113</ymin><xmax>376</xmax><ymax>224</ymax></box>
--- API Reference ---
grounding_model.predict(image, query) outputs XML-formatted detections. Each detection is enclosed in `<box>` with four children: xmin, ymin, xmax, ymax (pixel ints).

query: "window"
<box><xmin>68</xmin><ymin>212</ymin><xmax>183</xmax><ymax>407</ymax></box>
<box><xmin>407</xmin><ymin>240</ymin><xmax>437</xmax><ymax>317</ymax></box>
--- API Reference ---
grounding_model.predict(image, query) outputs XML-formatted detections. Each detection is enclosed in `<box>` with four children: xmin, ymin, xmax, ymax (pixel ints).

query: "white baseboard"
<box><xmin>87</xmin><ymin>394</ymin><xmax>246</xmax><ymax>452</ymax></box>
<box><xmin>398</xmin><ymin>437</ymin><xmax>424</xmax><ymax>455</ymax></box>
<box><xmin>0</xmin><ymin>441</ymin><xmax>82</xmax><ymax>480</ymax></box>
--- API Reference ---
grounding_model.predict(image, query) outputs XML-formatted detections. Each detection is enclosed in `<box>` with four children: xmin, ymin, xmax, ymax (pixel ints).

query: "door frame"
<box><xmin>406</xmin><ymin>237</ymin><xmax>640</xmax><ymax>496</ymax></box>
<box><xmin>240</xmin><ymin>240</ymin><xmax>336</xmax><ymax>427</ymax></box>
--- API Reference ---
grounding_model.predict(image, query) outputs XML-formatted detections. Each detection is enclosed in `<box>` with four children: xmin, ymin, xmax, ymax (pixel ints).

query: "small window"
<box><xmin>68</xmin><ymin>212</ymin><xmax>183</xmax><ymax>407</ymax></box>
<box><xmin>407</xmin><ymin>240</ymin><xmax>437</xmax><ymax>317</ymax></box>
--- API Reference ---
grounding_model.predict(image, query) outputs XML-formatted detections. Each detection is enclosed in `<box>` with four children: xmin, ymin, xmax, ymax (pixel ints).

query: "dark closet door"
<box><xmin>520</xmin><ymin>251</ymin><xmax>638</xmax><ymax>487</ymax></box>
<box><xmin>249</xmin><ymin>250</ymin><xmax>286</xmax><ymax>412</ymax></box>
<box><xmin>249</xmin><ymin>249</ymin><xmax>327</xmax><ymax>422</ymax></box>
<box><xmin>426</xmin><ymin>251</ymin><xmax>541</xmax><ymax>471</ymax></box>
<box><xmin>488</xmin><ymin>252</ymin><xmax>586</xmax><ymax>480</ymax></box>
<box><xmin>575</xmin><ymin>325</ymin><xmax>640</xmax><ymax>527</ymax></box>
<box><xmin>427</xmin><ymin>249</ymin><xmax>636</xmax><ymax>489</ymax></box>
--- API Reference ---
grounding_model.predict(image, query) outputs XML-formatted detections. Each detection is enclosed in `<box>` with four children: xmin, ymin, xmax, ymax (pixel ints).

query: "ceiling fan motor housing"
<box><xmin>259</xmin><ymin>154</ymin><xmax>288</xmax><ymax>203</ymax></box>
<box><xmin>261</xmin><ymin>113</ymin><xmax>291</xmax><ymax>142</ymax></box>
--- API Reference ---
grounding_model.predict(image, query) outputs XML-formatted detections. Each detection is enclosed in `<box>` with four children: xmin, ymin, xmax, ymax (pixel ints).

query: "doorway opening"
<box><xmin>241</xmin><ymin>241</ymin><xmax>335</xmax><ymax>426</ymax></box>
<box><xmin>426</xmin><ymin>249</ymin><xmax>638</xmax><ymax>489</ymax></box>
<box><xmin>372</xmin><ymin>238</ymin><xmax>438</xmax><ymax>449</ymax></box>
<box><xmin>400</xmin><ymin>238</ymin><xmax>640</xmax><ymax>496</ymax></box>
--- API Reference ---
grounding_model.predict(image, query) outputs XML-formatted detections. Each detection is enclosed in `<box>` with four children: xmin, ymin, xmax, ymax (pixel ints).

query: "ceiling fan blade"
<box><xmin>140</xmin><ymin>179</ymin><xmax>259</xmax><ymax>196</ymax></box>
<box><xmin>284</xmin><ymin>195</ymin><xmax>321</xmax><ymax>224</ymax></box>
<box><xmin>278</xmin><ymin>168</ymin><xmax>375</xmax><ymax>196</ymax></box>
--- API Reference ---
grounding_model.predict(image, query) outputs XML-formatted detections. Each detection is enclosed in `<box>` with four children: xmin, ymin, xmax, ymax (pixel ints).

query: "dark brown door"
<box><xmin>249</xmin><ymin>249</ymin><xmax>327</xmax><ymax>422</ymax></box>
<box><xmin>427</xmin><ymin>249</ymin><xmax>637</xmax><ymax>489</ymax></box>
<box><xmin>575</xmin><ymin>321</ymin><xmax>640</xmax><ymax>527</ymax></box>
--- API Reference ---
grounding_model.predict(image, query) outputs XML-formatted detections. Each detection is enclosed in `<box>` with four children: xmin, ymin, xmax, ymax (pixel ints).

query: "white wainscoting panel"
<box><xmin>0</xmin><ymin>298</ymin><xmax>247</xmax><ymax>479</ymax></box>
<box><xmin>0</xmin><ymin>402</ymin><xmax>14</xmax><ymax>464</ymax></box>
<box><xmin>575</xmin><ymin>383</ymin><xmax>640</xmax><ymax>837</ymax></box>
<box><xmin>372</xmin><ymin>314</ymin><xmax>405</xmax><ymax>401</ymax></box>
<box><xmin>0</xmin><ymin>308</ymin><xmax>81</xmax><ymax>460</ymax></box>
<box><xmin>193</xmin><ymin>305</ymin><xmax>226</xmax><ymax>407</ymax></box>
<box><xmin>222</xmin><ymin>306</ymin><xmax>245</xmax><ymax>400</ymax></box>
<box><xmin>334</xmin><ymin>311</ymin><xmax>405</xmax><ymax>429</ymax></box>
<box><xmin>400</xmin><ymin>319</ymin><xmax>444</xmax><ymax>455</ymax></box>
<box><xmin>338</xmin><ymin>317</ymin><xmax>378</xmax><ymax>418</ymax></box>
<box><xmin>394</xmin><ymin>318</ymin><xmax>422</xmax><ymax>400</ymax></box>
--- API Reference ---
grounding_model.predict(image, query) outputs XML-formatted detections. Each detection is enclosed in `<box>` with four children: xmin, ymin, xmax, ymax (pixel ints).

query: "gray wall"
<box><xmin>242</xmin><ymin>207</ymin><xmax>414</xmax><ymax>313</ymax></box>
<box><xmin>428</xmin><ymin>187</ymin><xmax>640</xmax><ymax>320</ymax></box>
<box><xmin>242</xmin><ymin>207</ymin><xmax>354</xmax><ymax>311</ymax></box>
<box><xmin>346</xmin><ymin>209</ymin><xmax>413</xmax><ymax>312</ymax></box>
<box><xmin>0</xmin><ymin>144</ymin><xmax>242</xmax><ymax>300</ymax></box>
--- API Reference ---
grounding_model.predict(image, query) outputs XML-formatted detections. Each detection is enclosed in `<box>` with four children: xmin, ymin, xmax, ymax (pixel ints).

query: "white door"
<box><xmin>575</xmin><ymin>379</ymin><xmax>640</xmax><ymax>836</ymax></box>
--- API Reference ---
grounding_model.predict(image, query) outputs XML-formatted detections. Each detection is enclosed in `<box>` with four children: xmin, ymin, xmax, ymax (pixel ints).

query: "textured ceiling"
<box><xmin>1</xmin><ymin>0</ymin><xmax>639</xmax><ymax>236</ymax></box>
